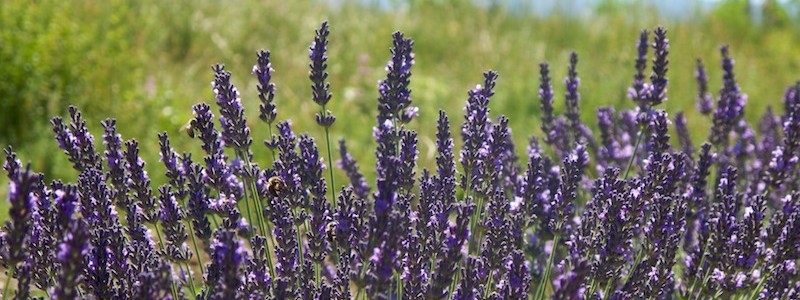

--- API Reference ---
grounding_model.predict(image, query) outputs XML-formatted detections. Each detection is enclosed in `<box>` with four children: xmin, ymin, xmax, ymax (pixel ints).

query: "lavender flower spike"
<box><xmin>254</xmin><ymin>49</ymin><xmax>278</xmax><ymax>125</ymax></box>
<box><xmin>539</xmin><ymin>62</ymin><xmax>555</xmax><ymax>145</ymax></box>
<box><xmin>309</xmin><ymin>21</ymin><xmax>336</xmax><ymax>128</ymax></box>
<box><xmin>648</xmin><ymin>26</ymin><xmax>669</xmax><ymax>107</ymax></box>
<box><xmin>212</xmin><ymin>64</ymin><xmax>252</xmax><ymax>152</ymax></box>
<box><xmin>695</xmin><ymin>58</ymin><xmax>713</xmax><ymax>115</ymax></box>
<box><xmin>377</xmin><ymin>31</ymin><xmax>415</xmax><ymax>124</ymax></box>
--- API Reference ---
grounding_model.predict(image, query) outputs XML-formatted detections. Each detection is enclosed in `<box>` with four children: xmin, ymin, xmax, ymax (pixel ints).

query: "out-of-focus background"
<box><xmin>2</xmin><ymin>0</ymin><xmax>799</xmax><ymax>213</ymax></box>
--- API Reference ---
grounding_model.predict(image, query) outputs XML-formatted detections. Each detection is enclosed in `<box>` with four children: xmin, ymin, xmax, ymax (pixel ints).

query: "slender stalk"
<box><xmin>183</xmin><ymin>262</ymin><xmax>198</xmax><ymax>297</ymax></box>
<box><xmin>536</xmin><ymin>231</ymin><xmax>560</xmax><ymax>300</ymax></box>
<box><xmin>468</xmin><ymin>194</ymin><xmax>485</xmax><ymax>255</ymax></box>
<box><xmin>2</xmin><ymin>267</ymin><xmax>14</xmax><ymax>300</ymax></box>
<box><xmin>323</xmin><ymin>122</ymin><xmax>337</xmax><ymax>207</ymax></box>
<box><xmin>267</xmin><ymin>124</ymin><xmax>277</xmax><ymax>162</ymax></box>
<box><xmin>234</xmin><ymin>153</ymin><xmax>256</xmax><ymax>238</ymax></box>
<box><xmin>448</xmin><ymin>270</ymin><xmax>460</xmax><ymax>300</ymax></box>
<box><xmin>187</xmin><ymin>221</ymin><xmax>206</xmax><ymax>275</ymax></box>
<box><xmin>396</xmin><ymin>272</ymin><xmax>403</xmax><ymax>300</ymax></box>
<box><xmin>624</xmin><ymin>125</ymin><xmax>645</xmax><ymax>179</ymax></box>
<box><xmin>602</xmin><ymin>280</ymin><xmax>614</xmax><ymax>299</ymax></box>
<box><xmin>622</xmin><ymin>248</ymin><xmax>644</xmax><ymax>289</ymax></box>
<box><xmin>483</xmin><ymin>272</ymin><xmax>494</xmax><ymax>298</ymax></box>
<box><xmin>154</xmin><ymin>223</ymin><xmax>180</xmax><ymax>300</ymax></box>
<box><xmin>586</xmin><ymin>279</ymin><xmax>599</xmax><ymax>299</ymax></box>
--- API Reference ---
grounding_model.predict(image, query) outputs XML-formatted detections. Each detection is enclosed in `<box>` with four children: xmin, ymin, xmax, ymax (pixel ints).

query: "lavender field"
<box><xmin>2</xmin><ymin>0</ymin><xmax>800</xmax><ymax>299</ymax></box>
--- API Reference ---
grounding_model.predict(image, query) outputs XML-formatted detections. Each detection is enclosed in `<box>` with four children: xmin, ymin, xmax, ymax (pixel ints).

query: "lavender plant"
<box><xmin>3</xmin><ymin>22</ymin><xmax>800</xmax><ymax>300</ymax></box>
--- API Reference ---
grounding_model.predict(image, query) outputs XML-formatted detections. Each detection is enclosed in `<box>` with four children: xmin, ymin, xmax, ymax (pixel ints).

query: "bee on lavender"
<box><xmin>267</xmin><ymin>176</ymin><xmax>285</xmax><ymax>197</ymax></box>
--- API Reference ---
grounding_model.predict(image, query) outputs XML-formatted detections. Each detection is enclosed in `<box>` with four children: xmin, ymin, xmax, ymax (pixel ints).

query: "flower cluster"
<box><xmin>3</xmin><ymin>22</ymin><xmax>800</xmax><ymax>300</ymax></box>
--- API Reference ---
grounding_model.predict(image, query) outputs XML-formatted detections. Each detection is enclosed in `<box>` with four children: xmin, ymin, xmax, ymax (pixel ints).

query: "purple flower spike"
<box><xmin>539</xmin><ymin>63</ymin><xmax>555</xmax><ymax>145</ymax></box>
<box><xmin>309</xmin><ymin>21</ymin><xmax>336</xmax><ymax>128</ymax></box>
<box><xmin>158</xmin><ymin>185</ymin><xmax>191</xmax><ymax>262</ymax></box>
<box><xmin>695</xmin><ymin>59</ymin><xmax>713</xmax><ymax>115</ymax></box>
<box><xmin>565</xmin><ymin>52</ymin><xmax>583</xmax><ymax>143</ymax></box>
<box><xmin>709</xmin><ymin>45</ymin><xmax>747</xmax><ymax>149</ymax></box>
<box><xmin>629</xmin><ymin>29</ymin><xmax>650</xmax><ymax>110</ymax></box>
<box><xmin>124</xmin><ymin>140</ymin><xmax>159</xmax><ymax>223</ymax></box>
<box><xmin>5</xmin><ymin>166</ymin><xmax>38</xmax><ymax>271</ymax></box>
<box><xmin>377</xmin><ymin>31</ymin><xmax>414</xmax><ymax>124</ymax></box>
<box><xmin>53</xmin><ymin>220</ymin><xmax>89</xmax><ymax>300</ymax></box>
<box><xmin>206</xmin><ymin>229</ymin><xmax>246</xmax><ymax>299</ymax></box>
<box><xmin>648</xmin><ymin>27</ymin><xmax>669</xmax><ymax>107</ymax></box>
<box><xmin>551</xmin><ymin>144</ymin><xmax>587</xmax><ymax>232</ymax></box>
<box><xmin>337</xmin><ymin>139</ymin><xmax>370</xmax><ymax>200</ymax></box>
<box><xmin>436</xmin><ymin>110</ymin><xmax>457</xmax><ymax>211</ymax></box>
<box><xmin>212</xmin><ymin>64</ymin><xmax>252</xmax><ymax>153</ymax></box>
<box><xmin>254</xmin><ymin>49</ymin><xmax>278</xmax><ymax>125</ymax></box>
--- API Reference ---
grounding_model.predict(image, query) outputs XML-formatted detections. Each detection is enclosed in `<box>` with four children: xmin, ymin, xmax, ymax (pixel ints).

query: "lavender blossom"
<box><xmin>254</xmin><ymin>50</ymin><xmax>277</xmax><ymax>125</ymax></box>
<box><xmin>695</xmin><ymin>59</ymin><xmax>713</xmax><ymax>115</ymax></box>
<box><xmin>212</xmin><ymin>64</ymin><xmax>252</xmax><ymax>152</ymax></box>
<box><xmin>298</xmin><ymin>134</ymin><xmax>331</xmax><ymax>265</ymax></box>
<box><xmin>4</xmin><ymin>167</ymin><xmax>37</xmax><ymax>267</ymax></box>
<box><xmin>337</xmin><ymin>139</ymin><xmax>371</xmax><ymax>200</ymax></box>
<box><xmin>564</xmin><ymin>52</ymin><xmax>583</xmax><ymax>144</ymax></box>
<box><xmin>309</xmin><ymin>21</ymin><xmax>336</xmax><ymax>128</ymax></box>
<box><xmin>159</xmin><ymin>186</ymin><xmax>191</xmax><ymax>262</ymax></box>
<box><xmin>159</xmin><ymin>132</ymin><xmax>187</xmax><ymax>199</ymax></box>
<box><xmin>206</xmin><ymin>229</ymin><xmax>246</xmax><ymax>299</ymax></box>
<box><xmin>629</xmin><ymin>29</ymin><xmax>649</xmax><ymax>110</ymax></box>
<box><xmin>709</xmin><ymin>45</ymin><xmax>747</xmax><ymax>149</ymax></box>
<box><xmin>436</xmin><ymin>110</ymin><xmax>457</xmax><ymax>212</ymax></box>
<box><xmin>377</xmin><ymin>31</ymin><xmax>415</xmax><ymax>124</ymax></box>
<box><xmin>53</xmin><ymin>220</ymin><xmax>89</xmax><ymax>300</ymax></box>
<box><xmin>101</xmin><ymin>119</ymin><xmax>129</xmax><ymax>207</ymax></box>
<box><xmin>124</xmin><ymin>140</ymin><xmax>159</xmax><ymax>223</ymax></box>
<box><xmin>551</xmin><ymin>144</ymin><xmax>587</xmax><ymax>232</ymax></box>
<box><xmin>185</xmin><ymin>162</ymin><xmax>212</xmax><ymax>244</ymax></box>
<box><xmin>674</xmin><ymin>112</ymin><xmax>695</xmax><ymax>158</ymax></box>
<box><xmin>460</xmin><ymin>71</ymin><xmax>498</xmax><ymax>197</ymax></box>
<box><xmin>429</xmin><ymin>202</ymin><xmax>474</xmax><ymax>299</ymax></box>
<box><xmin>648</xmin><ymin>27</ymin><xmax>669</xmax><ymax>107</ymax></box>
<box><xmin>539</xmin><ymin>62</ymin><xmax>555</xmax><ymax>145</ymax></box>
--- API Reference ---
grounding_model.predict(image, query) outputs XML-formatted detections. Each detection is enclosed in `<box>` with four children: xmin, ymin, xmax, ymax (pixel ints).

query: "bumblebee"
<box><xmin>325</xmin><ymin>220</ymin><xmax>338</xmax><ymax>243</ymax></box>
<box><xmin>266</xmin><ymin>176</ymin><xmax>285</xmax><ymax>197</ymax></box>
<box><xmin>183</xmin><ymin>120</ymin><xmax>195</xmax><ymax>138</ymax></box>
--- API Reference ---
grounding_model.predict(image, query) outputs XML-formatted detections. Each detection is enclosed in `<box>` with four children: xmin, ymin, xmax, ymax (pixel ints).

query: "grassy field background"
<box><xmin>2</xmin><ymin>0</ymin><xmax>800</xmax><ymax>220</ymax></box>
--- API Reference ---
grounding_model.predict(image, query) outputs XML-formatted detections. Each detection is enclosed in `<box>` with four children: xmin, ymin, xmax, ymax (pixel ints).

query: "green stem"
<box><xmin>586</xmin><ymin>279</ymin><xmax>598</xmax><ymax>299</ymax></box>
<box><xmin>234</xmin><ymin>153</ymin><xmax>256</xmax><ymax>238</ymax></box>
<box><xmin>2</xmin><ymin>266</ymin><xmax>14</xmax><ymax>300</ymax></box>
<box><xmin>355</xmin><ymin>287</ymin><xmax>363</xmax><ymax>300</ymax></box>
<box><xmin>396</xmin><ymin>272</ymin><xmax>403</xmax><ymax>300</ymax></box>
<box><xmin>602</xmin><ymin>280</ymin><xmax>614</xmax><ymax>299</ymax></box>
<box><xmin>183</xmin><ymin>262</ymin><xmax>198</xmax><ymax>297</ymax></box>
<box><xmin>154</xmin><ymin>223</ymin><xmax>180</xmax><ymax>300</ymax></box>
<box><xmin>483</xmin><ymin>272</ymin><xmax>494</xmax><ymax>298</ymax></box>
<box><xmin>188</xmin><ymin>221</ymin><xmax>206</xmax><ymax>275</ymax></box>
<box><xmin>622</xmin><ymin>248</ymin><xmax>644</xmax><ymax>289</ymax></box>
<box><xmin>448</xmin><ymin>270</ymin><xmax>460</xmax><ymax>300</ymax></box>
<box><xmin>536</xmin><ymin>232</ymin><xmax>560</xmax><ymax>300</ymax></box>
<box><xmin>267</xmin><ymin>123</ymin><xmax>277</xmax><ymax>162</ymax></box>
<box><xmin>624</xmin><ymin>125</ymin><xmax>645</xmax><ymax>179</ymax></box>
<box><xmin>323</xmin><ymin>123</ymin><xmax>337</xmax><ymax>207</ymax></box>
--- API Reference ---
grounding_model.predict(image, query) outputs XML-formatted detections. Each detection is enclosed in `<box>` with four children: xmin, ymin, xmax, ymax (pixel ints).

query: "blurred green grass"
<box><xmin>2</xmin><ymin>0</ymin><xmax>800</xmax><ymax>220</ymax></box>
